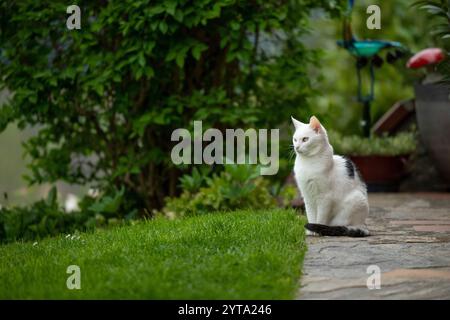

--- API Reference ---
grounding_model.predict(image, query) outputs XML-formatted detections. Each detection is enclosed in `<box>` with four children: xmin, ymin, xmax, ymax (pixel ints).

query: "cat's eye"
<box><xmin>293</xmin><ymin>138</ymin><xmax>297</xmax><ymax>142</ymax></box>
<box><xmin>302</xmin><ymin>137</ymin><xmax>309</xmax><ymax>142</ymax></box>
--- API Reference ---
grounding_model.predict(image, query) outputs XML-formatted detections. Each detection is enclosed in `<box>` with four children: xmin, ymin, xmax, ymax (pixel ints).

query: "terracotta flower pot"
<box><xmin>350</xmin><ymin>155</ymin><xmax>409</xmax><ymax>192</ymax></box>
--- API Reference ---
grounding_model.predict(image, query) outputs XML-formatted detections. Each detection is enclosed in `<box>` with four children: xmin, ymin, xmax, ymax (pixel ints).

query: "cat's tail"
<box><xmin>305</xmin><ymin>223</ymin><xmax>369</xmax><ymax>237</ymax></box>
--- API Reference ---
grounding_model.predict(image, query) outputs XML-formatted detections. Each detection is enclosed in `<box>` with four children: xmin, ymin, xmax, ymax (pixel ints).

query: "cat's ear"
<box><xmin>291</xmin><ymin>116</ymin><xmax>303</xmax><ymax>130</ymax></box>
<box><xmin>309</xmin><ymin>116</ymin><xmax>322</xmax><ymax>133</ymax></box>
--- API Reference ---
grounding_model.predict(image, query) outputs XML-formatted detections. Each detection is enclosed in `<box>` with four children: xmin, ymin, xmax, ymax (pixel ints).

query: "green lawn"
<box><xmin>0</xmin><ymin>209</ymin><xmax>306</xmax><ymax>299</ymax></box>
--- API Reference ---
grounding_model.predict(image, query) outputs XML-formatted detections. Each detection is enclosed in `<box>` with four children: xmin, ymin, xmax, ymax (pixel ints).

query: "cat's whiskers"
<box><xmin>287</xmin><ymin>144</ymin><xmax>296</xmax><ymax>162</ymax></box>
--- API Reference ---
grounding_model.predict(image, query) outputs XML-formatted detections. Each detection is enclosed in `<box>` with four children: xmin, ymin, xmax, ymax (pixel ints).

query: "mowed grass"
<box><xmin>0</xmin><ymin>209</ymin><xmax>306</xmax><ymax>299</ymax></box>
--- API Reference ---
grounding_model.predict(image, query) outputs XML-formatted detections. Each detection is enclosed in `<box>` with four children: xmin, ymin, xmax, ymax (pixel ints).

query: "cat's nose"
<box><xmin>295</xmin><ymin>146</ymin><xmax>300</xmax><ymax>153</ymax></box>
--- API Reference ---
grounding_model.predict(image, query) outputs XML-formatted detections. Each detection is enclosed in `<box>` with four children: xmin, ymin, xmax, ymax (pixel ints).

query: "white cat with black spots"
<box><xmin>292</xmin><ymin>115</ymin><xmax>369</xmax><ymax>237</ymax></box>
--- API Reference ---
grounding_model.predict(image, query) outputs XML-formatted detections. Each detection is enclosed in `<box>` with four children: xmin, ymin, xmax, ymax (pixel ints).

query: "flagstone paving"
<box><xmin>297</xmin><ymin>193</ymin><xmax>450</xmax><ymax>300</ymax></box>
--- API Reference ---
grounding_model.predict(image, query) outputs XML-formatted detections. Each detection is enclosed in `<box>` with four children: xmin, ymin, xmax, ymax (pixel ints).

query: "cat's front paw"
<box><xmin>306</xmin><ymin>230</ymin><xmax>319</xmax><ymax>236</ymax></box>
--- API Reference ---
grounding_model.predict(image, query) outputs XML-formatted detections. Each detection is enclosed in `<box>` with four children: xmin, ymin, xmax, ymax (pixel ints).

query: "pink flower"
<box><xmin>406</xmin><ymin>48</ymin><xmax>446</xmax><ymax>69</ymax></box>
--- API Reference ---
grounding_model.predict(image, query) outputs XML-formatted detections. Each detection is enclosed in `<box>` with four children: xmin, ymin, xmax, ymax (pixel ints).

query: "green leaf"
<box><xmin>174</xmin><ymin>9</ymin><xmax>184</xmax><ymax>22</ymax></box>
<box><xmin>135</xmin><ymin>68</ymin><xmax>143</xmax><ymax>80</ymax></box>
<box><xmin>419</xmin><ymin>4</ymin><xmax>446</xmax><ymax>14</ymax></box>
<box><xmin>176</xmin><ymin>52</ymin><xmax>185</xmax><ymax>68</ymax></box>
<box><xmin>230</xmin><ymin>21</ymin><xmax>240</xmax><ymax>31</ymax></box>
<box><xmin>192</xmin><ymin>43</ymin><xmax>208</xmax><ymax>60</ymax></box>
<box><xmin>138</xmin><ymin>52</ymin><xmax>146</xmax><ymax>67</ymax></box>
<box><xmin>165</xmin><ymin>1</ymin><xmax>177</xmax><ymax>16</ymax></box>
<box><xmin>145</xmin><ymin>66</ymin><xmax>155</xmax><ymax>78</ymax></box>
<box><xmin>159</xmin><ymin>21</ymin><xmax>168</xmax><ymax>34</ymax></box>
<box><xmin>28</xmin><ymin>93</ymin><xmax>37</xmax><ymax>104</ymax></box>
<box><xmin>89</xmin><ymin>188</ymin><xmax>124</xmax><ymax>215</ymax></box>
<box><xmin>93</xmin><ymin>83</ymin><xmax>104</xmax><ymax>96</ymax></box>
<box><xmin>144</xmin><ymin>41</ymin><xmax>156</xmax><ymax>54</ymax></box>
<box><xmin>133</xmin><ymin>113</ymin><xmax>152</xmax><ymax>136</ymax></box>
<box><xmin>148</xmin><ymin>5</ymin><xmax>165</xmax><ymax>16</ymax></box>
<box><xmin>166</xmin><ymin>47</ymin><xmax>178</xmax><ymax>61</ymax></box>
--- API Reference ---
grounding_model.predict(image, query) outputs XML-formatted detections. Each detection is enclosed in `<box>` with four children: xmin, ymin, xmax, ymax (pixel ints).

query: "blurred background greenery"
<box><xmin>307</xmin><ymin>0</ymin><xmax>432</xmax><ymax>134</ymax></box>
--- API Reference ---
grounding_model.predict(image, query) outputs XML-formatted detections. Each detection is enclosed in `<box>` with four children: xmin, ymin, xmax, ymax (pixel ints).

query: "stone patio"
<box><xmin>297</xmin><ymin>193</ymin><xmax>450</xmax><ymax>300</ymax></box>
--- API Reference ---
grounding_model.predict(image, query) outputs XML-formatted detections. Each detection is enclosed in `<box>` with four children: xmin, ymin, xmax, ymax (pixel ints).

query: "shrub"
<box><xmin>329</xmin><ymin>130</ymin><xmax>417</xmax><ymax>156</ymax></box>
<box><xmin>0</xmin><ymin>187</ymin><xmax>81</xmax><ymax>243</ymax></box>
<box><xmin>0</xmin><ymin>0</ymin><xmax>344</xmax><ymax>215</ymax></box>
<box><xmin>160</xmin><ymin>165</ymin><xmax>276</xmax><ymax>218</ymax></box>
<box><xmin>0</xmin><ymin>187</ymin><xmax>134</xmax><ymax>243</ymax></box>
<box><xmin>414</xmin><ymin>0</ymin><xmax>450</xmax><ymax>45</ymax></box>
